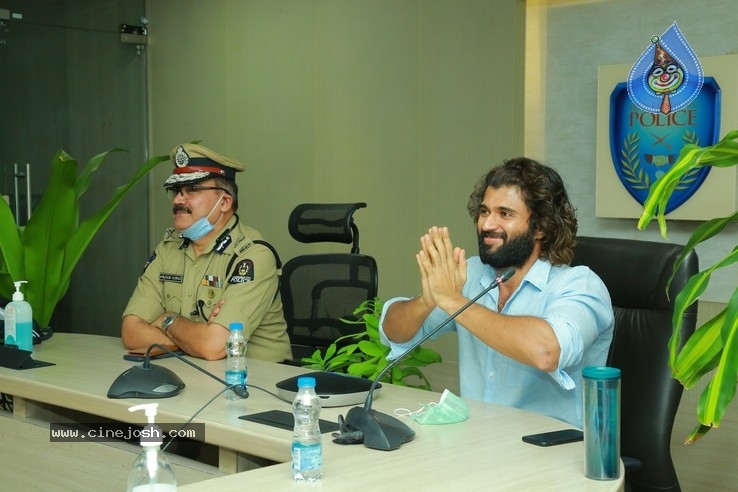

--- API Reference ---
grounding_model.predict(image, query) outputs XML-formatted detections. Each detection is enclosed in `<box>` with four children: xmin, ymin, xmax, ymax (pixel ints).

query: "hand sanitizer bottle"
<box><xmin>127</xmin><ymin>403</ymin><xmax>177</xmax><ymax>492</ymax></box>
<box><xmin>4</xmin><ymin>280</ymin><xmax>33</xmax><ymax>352</ymax></box>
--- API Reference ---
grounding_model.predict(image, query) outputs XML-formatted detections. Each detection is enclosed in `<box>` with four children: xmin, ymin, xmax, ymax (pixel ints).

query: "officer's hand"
<box><xmin>208</xmin><ymin>300</ymin><xmax>225</xmax><ymax>323</ymax></box>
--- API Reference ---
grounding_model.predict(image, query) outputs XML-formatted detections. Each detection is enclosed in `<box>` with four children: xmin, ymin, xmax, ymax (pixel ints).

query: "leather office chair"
<box><xmin>571</xmin><ymin>236</ymin><xmax>698</xmax><ymax>492</ymax></box>
<box><xmin>281</xmin><ymin>203</ymin><xmax>379</xmax><ymax>362</ymax></box>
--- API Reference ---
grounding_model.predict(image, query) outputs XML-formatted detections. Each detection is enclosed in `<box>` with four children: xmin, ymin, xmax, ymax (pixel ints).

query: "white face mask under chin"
<box><xmin>180</xmin><ymin>195</ymin><xmax>224</xmax><ymax>240</ymax></box>
<box><xmin>393</xmin><ymin>389</ymin><xmax>469</xmax><ymax>425</ymax></box>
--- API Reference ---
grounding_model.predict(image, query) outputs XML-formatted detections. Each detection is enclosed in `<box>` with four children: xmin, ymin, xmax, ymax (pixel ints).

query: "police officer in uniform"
<box><xmin>121</xmin><ymin>143</ymin><xmax>293</xmax><ymax>362</ymax></box>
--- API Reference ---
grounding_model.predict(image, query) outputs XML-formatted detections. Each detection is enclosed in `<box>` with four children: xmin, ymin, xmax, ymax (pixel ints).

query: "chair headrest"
<box><xmin>571</xmin><ymin>236</ymin><xmax>698</xmax><ymax>311</ymax></box>
<box><xmin>288</xmin><ymin>202</ymin><xmax>367</xmax><ymax>246</ymax></box>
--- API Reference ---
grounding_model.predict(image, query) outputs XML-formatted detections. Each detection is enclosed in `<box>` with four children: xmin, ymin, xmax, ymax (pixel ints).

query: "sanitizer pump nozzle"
<box><xmin>12</xmin><ymin>280</ymin><xmax>28</xmax><ymax>301</ymax></box>
<box><xmin>127</xmin><ymin>403</ymin><xmax>177</xmax><ymax>491</ymax></box>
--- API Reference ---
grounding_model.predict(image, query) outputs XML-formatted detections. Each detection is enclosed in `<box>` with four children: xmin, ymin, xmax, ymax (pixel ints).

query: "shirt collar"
<box><xmin>174</xmin><ymin>215</ymin><xmax>239</xmax><ymax>253</ymax></box>
<box><xmin>479</xmin><ymin>257</ymin><xmax>552</xmax><ymax>292</ymax></box>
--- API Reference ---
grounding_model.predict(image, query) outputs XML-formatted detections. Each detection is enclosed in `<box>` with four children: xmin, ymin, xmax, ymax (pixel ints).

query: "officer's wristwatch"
<box><xmin>161</xmin><ymin>314</ymin><xmax>177</xmax><ymax>335</ymax></box>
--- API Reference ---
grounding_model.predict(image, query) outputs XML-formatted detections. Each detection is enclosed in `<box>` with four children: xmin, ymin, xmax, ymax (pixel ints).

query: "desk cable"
<box><xmin>142</xmin><ymin>344</ymin><xmax>294</xmax><ymax>453</ymax></box>
<box><xmin>160</xmin><ymin>381</ymin><xmax>291</xmax><ymax>453</ymax></box>
<box><xmin>160</xmin><ymin>381</ymin><xmax>292</xmax><ymax>453</ymax></box>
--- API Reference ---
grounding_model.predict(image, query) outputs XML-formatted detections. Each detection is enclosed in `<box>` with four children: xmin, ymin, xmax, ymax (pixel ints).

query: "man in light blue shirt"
<box><xmin>379</xmin><ymin>157</ymin><xmax>614</xmax><ymax>428</ymax></box>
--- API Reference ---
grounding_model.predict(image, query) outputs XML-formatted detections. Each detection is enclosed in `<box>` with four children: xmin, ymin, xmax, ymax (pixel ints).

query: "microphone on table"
<box><xmin>334</xmin><ymin>266</ymin><xmax>516</xmax><ymax>451</ymax></box>
<box><xmin>107</xmin><ymin>344</ymin><xmax>249</xmax><ymax>399</ymax></box>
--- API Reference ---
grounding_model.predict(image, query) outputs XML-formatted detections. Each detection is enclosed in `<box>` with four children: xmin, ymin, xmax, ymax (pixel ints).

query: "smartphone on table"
<box><xmin>521</xmin><ymin>428</ymin><xmax>583</xmax><ymax>447</ymax></box>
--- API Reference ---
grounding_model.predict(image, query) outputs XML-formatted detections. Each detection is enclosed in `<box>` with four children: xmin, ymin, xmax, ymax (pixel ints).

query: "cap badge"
<box><xmin>174</xmin><ymin>146</ymin><xmax>190</xmax><ymax>168</ymax></box>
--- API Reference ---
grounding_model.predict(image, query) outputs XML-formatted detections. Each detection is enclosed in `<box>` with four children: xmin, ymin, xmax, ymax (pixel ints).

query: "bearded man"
<box><xmin>379</xmin><ymin>157</ymin><xmax>614</xmax><ymax>427</ymax></box>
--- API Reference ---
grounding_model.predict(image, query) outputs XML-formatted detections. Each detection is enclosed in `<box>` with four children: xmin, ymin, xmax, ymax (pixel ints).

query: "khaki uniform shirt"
<box><xmin>123</xmin><ymin>215</ymin><xmax>293</xmax><ymax>362</ymax></box>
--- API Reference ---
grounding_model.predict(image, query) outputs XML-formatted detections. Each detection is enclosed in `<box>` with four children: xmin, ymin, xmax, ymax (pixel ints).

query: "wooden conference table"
<box><xmin>0</xmin><ymin>333</ymin><xmax>623</xmax><ymax>491</ymax></box>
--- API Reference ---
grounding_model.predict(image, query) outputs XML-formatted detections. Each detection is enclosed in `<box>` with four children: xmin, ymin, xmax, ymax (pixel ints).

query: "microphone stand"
<box><xmin>337</xmin><ymin>266</ymin><xmax>515</xmax><ymax>451</ymax></box>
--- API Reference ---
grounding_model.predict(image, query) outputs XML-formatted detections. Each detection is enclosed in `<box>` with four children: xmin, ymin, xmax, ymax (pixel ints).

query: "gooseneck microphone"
<box><xmin>335</xmin><ymin>266</ymin><xmax>515</xmax><ymax>451</ymax></box>
<box><xmin>107</xmin><ymin>343</ymin><xmax>249</xmax><ymax>399</ymax></box>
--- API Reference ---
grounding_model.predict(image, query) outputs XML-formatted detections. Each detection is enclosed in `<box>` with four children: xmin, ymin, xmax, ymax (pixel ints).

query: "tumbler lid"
<box><xmin>583</xmin><ymin>366</ymin><xmax>621</xmax><ymax>379</ymax></box>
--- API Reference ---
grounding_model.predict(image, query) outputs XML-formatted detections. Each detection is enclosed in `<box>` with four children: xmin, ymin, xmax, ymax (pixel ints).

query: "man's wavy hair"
<box><xmin>466</xmin><ymin>157</ymin><xmax>578</xmax><ymax>265</ymax></box>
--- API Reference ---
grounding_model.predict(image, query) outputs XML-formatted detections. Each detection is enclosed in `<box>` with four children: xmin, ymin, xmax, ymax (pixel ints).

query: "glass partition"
<box><xmin>0</xmin><ymin>0</ymin><xmax>148</xmax><ymax>336</ymax></box>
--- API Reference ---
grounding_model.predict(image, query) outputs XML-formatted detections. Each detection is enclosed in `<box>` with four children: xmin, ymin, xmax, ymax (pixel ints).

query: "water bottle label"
<box><xmin>225</xmin><ymin>370</ymin><xmax>246</xmax><ymax>386</ymax></box>
<box><xmin>292</xmin><ymin>441</ymin><xmax>322</xmax><ymax>472</ymax></box>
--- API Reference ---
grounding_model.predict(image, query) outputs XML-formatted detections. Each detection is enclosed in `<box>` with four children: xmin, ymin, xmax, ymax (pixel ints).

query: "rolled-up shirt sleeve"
<box><xmin>379</xmin><ymin>296</ymin><xmax>458</xmax><ymax>361</ymax></box>
<box><xmin>543</xmin><ymin>269</ymin><xmax>614</xmax><ymax>389</ymax></box>
<box><xmin>379</xmin><ymin>296</ymin><xmax>418</xmax><ymax>360</ymax></box>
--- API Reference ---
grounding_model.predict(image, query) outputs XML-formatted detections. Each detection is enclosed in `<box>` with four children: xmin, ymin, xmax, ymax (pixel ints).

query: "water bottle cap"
<box><xmin>229</xmin><ymin>322</ymin><xmax>244</xmax><ymax>331</ymax></box>
<box><xmin>583</xmin><ymin>366</ymin><xmax>621</xmax><ymax>380</ymax></box>
<box><xmin>297</xmin><ymin>376</ymin><xmax>316</xmax><ymax>388</ymax></box>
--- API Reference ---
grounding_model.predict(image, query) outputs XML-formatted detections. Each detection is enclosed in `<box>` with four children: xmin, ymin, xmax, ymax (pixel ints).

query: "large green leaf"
<box><xmin>665</xmin><ymin>213</ymin><xmax>738</xmax><ymax>294</ymax></box>
<box><xmin>667</xmin><ymin>250</ymin><xmax>738</xmax><ymax>364</ymax></box>
<box><xmin>694</xmin><ymin>288</ymin><xmax>738</xmax><ymax>430</ymax></box>
<box><xmin>639</xmin><ymin>130</ymin><xmax>738</xmax><ymax>237</ymax></box>
<box><xmin>21</xmin><ymin>151</ymin><xmax>79</xmax><ymax>325</ymax></box>
<box><xmin>45</xmin><ymin>153</ymin><xmax>170</xmax><ymax>325</ymax></box>
<box><xmin>0</xmin><ymin>197</ymin><xmax>24</xmax><ymax>291</ymax></box>
<box><xmin>0</xmin><ymin>148</ymin><xmax>169</xmax><ymax>328</ymax></box>
<box><xmin>637</xmin><ymin>129</ymin><xmax>738</xmax><ymax>442</ymax></box>
<box><xmin>74</xmin><ymin>148</ymin><xmax>126</xmax><ymax>200</ymax></box>
<box><xmin>673</xmin><ymin>309</ymin><xmax>725</xmax><ymax>388</ymax></box>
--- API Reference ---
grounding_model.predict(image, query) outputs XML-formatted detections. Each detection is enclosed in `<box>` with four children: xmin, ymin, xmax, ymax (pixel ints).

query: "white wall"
<box><xmin>145</xmin><ymin>0</ymin><xmax>526</xmax><ymax>361</ymax></box>
<box><xmin>146</xmin><ymin>0</ymin><xmax>525</xmax><ymax>304</ymax></box>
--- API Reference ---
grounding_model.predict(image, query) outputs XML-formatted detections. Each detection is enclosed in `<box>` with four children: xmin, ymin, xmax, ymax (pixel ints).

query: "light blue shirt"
<box><xmin>379</xmin><ymin>257</ymin><xmax>614</xmax><ymax>427</ymax></box>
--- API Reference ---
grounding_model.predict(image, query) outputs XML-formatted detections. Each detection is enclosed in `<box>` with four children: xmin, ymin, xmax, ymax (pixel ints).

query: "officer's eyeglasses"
<box><xmin>166</xmin><ymin>185</ymin><xmax>228</xmax><ymax>200</ymax></box>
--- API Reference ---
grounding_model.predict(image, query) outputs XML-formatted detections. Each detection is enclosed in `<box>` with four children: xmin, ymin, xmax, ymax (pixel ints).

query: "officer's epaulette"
<box><xmin>235</xmin><ymin>237</ymin><xmax>252</xmax><ymax>256</ymax></box>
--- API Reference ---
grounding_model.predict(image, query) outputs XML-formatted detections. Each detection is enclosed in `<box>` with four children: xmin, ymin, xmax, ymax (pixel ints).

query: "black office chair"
<box><xmin>281</xmin><ymin>203</ymin><xmax>379</xmax><ymax>362</ymax></box>
<box><xmin>571</xmin><ymin>236</ymin><xmax>698</xmax><ymax>492</ymax></box>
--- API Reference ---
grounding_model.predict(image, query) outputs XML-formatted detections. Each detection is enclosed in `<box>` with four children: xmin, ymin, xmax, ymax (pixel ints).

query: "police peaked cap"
<box><xmin>164</xmin><ymin>143</ymin><xmax>245</xmax><ymax>187</ymax></box>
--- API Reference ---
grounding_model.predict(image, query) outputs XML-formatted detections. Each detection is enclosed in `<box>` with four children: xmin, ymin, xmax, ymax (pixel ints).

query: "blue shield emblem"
<box><xmin>609</xmin><ymin>77</ymin><xmax>721</xmax><ymax>213</ymax></box>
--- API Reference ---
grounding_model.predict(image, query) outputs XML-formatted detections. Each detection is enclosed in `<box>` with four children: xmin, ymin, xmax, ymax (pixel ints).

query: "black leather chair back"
<box><xmin>572</xmin><ymin>236</ymin><xmax>698</xmax><ymax>492</ymax></box>
<box><xmin>281</xmin><ymin>203</ymin><xmax>378</xmax><ymax>361</ymax></box>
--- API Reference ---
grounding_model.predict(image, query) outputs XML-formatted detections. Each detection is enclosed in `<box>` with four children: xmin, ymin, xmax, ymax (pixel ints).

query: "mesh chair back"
<box><xmin>281</xmin><ymin>203</ymin><xmax>378</xmax><ymax>360</ymax></box>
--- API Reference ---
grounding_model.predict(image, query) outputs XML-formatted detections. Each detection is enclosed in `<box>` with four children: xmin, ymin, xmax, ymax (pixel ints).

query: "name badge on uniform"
<box><xmin>229</xmin><ymin>259</ymin><xmax>254</xmax><ymax>284</ymax></box>
<box><xmin>159</xmin><ymin>273</ymin><xmax>184</xmax><ymax>283</ymax></box>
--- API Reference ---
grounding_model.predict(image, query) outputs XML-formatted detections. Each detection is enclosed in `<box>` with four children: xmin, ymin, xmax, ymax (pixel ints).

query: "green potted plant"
<box><xmin>638</xmin><ymin>129</ymin><xmax>738</xmax><ymax>443</ymax></box>
<box><xmin>301</xmin><ymin>298</ymin><xmax>442</xmax><ymax>389</ymax></box>
<box><xmin>0</xmin><ymin>148</ymin><xmax>168</xmax><ymax>330</ymax></box>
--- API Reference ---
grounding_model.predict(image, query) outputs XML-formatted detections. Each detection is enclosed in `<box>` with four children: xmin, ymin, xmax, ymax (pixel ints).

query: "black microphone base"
<box><xmin>342</xmin><ymin>406</ymin><xmax>415</xmax><ymax>451</ymax></box>
<box><xmin>107</xmin><ymin>363</ymin><xmax>185</xmax><ymax>399</ymax></box>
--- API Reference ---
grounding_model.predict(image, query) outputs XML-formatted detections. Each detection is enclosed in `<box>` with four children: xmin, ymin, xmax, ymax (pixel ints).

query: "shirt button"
<box><xmin>187</xmin><ymin>291</ymin><xmax>193</xmax><ymax>297</ymax></box>
<box><xmin>488</xmin><ymin>371</ymin><xmax>495</xmax><ymax>378</ymax></box>
<box><xmin>194</xmin><ymin>264</ymin><xmax>199</xmax><ymax>269</ymax></box>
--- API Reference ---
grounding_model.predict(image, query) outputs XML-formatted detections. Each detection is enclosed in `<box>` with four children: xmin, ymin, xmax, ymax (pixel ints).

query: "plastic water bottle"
<box><xmin>292</xmin><ymin>376</ymin><xmax>322</xmax><ymax>481</ymax></box>
<box><xmin>224</xmin><ymin>322</ymin><xmax>247</xmax><ymax>400</ymax></box>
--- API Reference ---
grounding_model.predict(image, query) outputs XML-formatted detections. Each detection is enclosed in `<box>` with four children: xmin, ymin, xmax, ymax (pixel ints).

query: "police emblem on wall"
<box><xmin>610</xmin><ymin>22</ymin><xmax>719</xmax><ymax>213</ymax></box>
